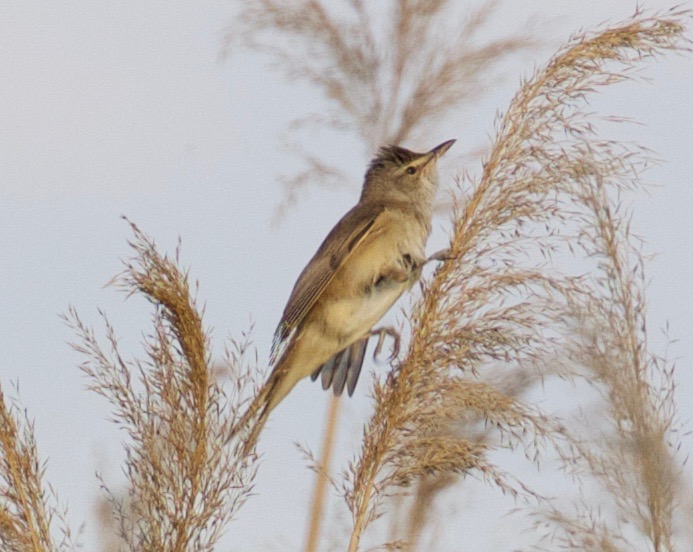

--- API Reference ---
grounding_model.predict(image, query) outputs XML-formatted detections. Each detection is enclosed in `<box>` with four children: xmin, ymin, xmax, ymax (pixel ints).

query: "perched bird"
<box><xmin>237</xmin><ymin>139</ymin><xmax>455</xmax><ymax>447</ymax></box>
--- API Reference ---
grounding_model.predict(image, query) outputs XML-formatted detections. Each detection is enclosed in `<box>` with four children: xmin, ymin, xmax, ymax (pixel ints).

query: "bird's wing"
<box><xmin>270</xmin><ymin>203</ymin><xmax>386</xmax><ymax>363</ymax></box>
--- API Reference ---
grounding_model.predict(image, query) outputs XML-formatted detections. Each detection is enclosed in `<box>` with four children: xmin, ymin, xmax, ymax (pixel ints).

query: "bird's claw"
<box><xmin>370</xmin><ymin>326</ymin><xmax>401</xmax><ymax>363</ymax></box>
<box><xmin>427</xmin><ymin>248</ymin><xmax>454</xmax><ymax>263</ymax></box>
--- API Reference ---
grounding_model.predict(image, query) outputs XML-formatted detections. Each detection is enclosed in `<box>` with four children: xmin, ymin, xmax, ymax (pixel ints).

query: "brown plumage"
<box><xmin>236</xmin><ymin>140</ymin><xmax>455</xmax><ymax>449</ymax></box>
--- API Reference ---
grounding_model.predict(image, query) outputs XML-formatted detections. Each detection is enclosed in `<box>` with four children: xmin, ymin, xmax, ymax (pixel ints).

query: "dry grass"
<box><xmin>64</xmin><ymin>220</ymin><xmax>260</xmax><ymax>552</ymax></box>
<box><xmin>336</xmin><ymin>8</ymin><xmax>691</xmax><ymax>552</ymax></box>
<box><xmin>388</xmin><ymin>363</ymin><xmax>547</xmax><ymax>550</ymax></box>
<box><xmin>229</xmin><ymin>0</ymin><xmax>538</xmax><ymax>218</ymax></box>
<box><xmin>0</xmin><ymin>385</ymin><xmax>75</xmax><ymax>552</ymax></box>
<box><xmin>531</xmin><ymin>172</ymin><xmax>684</xmax><ymax>550</ymax></box>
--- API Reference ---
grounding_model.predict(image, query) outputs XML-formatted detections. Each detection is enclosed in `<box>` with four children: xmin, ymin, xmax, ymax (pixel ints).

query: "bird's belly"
<box><xmin>326</xmin><ymin>282</ymin><xmax>406</xmax><ymax>343</ymax></box>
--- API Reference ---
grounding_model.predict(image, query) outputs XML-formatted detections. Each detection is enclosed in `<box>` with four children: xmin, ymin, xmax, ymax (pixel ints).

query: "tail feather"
<box><xmin>233</xmin><ymin>365</ymin><xmax>291</xmax><ymax>455</ymax></box>
<box><xmin>232</xmin><ymin>379</ymin><xmax>272</xmax><ymax>456</ymax></box>
<box><xmin>311</xmin><ymin>338</ymin><xmax>369</xmax><ymax>397</ymax></box>
<box><xmin>345</xmin><ymin>338</ymin><xmax>368</xmax><ymax>397</ymax></box>
<box><xmin>331</xmin><ymin>349</ymin><xmax>351</xmax><ymax>395</ymax></box>
<box><xmin>318</xmin><ymin>354</ymin><xmax>340</xmax><ymax>390</ymax></box>
<box><xmin>234</xmin><ymin>336</ymin><xmax>370</xmax><ymax>455</ymax></box>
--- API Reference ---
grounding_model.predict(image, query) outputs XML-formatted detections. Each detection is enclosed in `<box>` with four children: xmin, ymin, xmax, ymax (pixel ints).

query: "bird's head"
<box><xmin>361</xmin><ymin>139</ymin><xmax>455</xmax><ymax>207</ymax></box>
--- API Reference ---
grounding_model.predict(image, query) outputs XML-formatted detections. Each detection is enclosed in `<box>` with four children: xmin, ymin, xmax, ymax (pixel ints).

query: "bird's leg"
<box><xmin>369</xmin><ymin>326</ymin><xmax>401</xmax><ymax>362</ymax></box>
<box><xmin>376</xmin><ymin>254</ymin><xmax>428</xmax><ymax>286</ymax></box>
<box><xmin>379</xmin><ymin>262</ymin><xmax>412</xmax><ymax>283</ymax></box>
<box><xmin>426</xmin><ymin>248</ymin><xmax>454</xmax><ymax>263</ymax></box>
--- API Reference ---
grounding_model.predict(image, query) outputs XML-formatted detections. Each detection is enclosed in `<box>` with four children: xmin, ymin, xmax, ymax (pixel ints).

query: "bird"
<box><xmin>236</xmin><ymin>139</ymin><xmax>455</xmax><ymax>449</ymax></box>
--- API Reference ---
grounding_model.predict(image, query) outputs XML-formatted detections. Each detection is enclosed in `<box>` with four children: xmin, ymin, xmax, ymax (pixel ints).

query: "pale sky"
<box><xmin>1</xmin><ymin>1</ymin><xmax>691</xmax><ymax>550</ymax></box>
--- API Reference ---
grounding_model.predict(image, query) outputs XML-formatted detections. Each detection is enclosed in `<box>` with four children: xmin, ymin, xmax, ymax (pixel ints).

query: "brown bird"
<box><xmin>237</xmin><ymin>139</ymin><xmax>455</xmax><ymax>448</ymax></box>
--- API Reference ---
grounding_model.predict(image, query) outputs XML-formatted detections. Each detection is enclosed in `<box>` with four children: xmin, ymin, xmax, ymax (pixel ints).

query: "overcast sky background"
<box><xmin>1</xmin><ymin>1</ymin><xmax>692</xmax><ymax>550</ymax></box>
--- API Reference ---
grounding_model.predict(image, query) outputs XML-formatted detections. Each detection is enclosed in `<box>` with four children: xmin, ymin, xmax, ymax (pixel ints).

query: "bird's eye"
<box><xmin>406</xmin><ymin>166</ymin><xmax>416</xmax><ymax>175</ymax></box>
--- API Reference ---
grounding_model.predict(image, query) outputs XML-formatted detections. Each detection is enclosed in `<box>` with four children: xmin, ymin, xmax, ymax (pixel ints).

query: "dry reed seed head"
<box><xmin>66</xmin><ymin>223</ymin><xmax>260</xmax><ymax>551</ymax></box>
<box><xmin>391</xmin><ymin>437</ymin><xmax>486</xmax><ymax>487</ymax></box>
<box><xmin>391</xmin><ymin>361</ymin><xmax>560</xmax><ymax>548</ymax></box>
<box><xmin>341</xmin><ymin>9</ymin><xmax>691</xmax><ymax>551</ymax></box>
<box><xmin>514</xmin><ymin>16</ymin><xmax>688</xmax><ymax>549</ymax></box>
<box><xmin>0</xmin><ymin>384</ymin><xmax>70</xmax><ymax>552</ymax></box>
<box><xmin>562</xmin><ymin>312</ymin><xmax>680</xmax><ymax>547</ymax></box>
<box><xmin>232</xmin><ymin>1</ymin><xmax>538</xmax><ymax>219</ymax></box>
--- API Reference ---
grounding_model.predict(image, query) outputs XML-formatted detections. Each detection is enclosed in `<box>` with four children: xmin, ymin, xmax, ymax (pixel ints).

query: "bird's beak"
<box><xmin>429</xmin><ymin>139</ymin><xmax>456</xmax><ymax>158</ymax></box>
<box><xmin>421</xmin><ymin>139</ymin><xmax>456</xmax><ymax>168</ymax></box>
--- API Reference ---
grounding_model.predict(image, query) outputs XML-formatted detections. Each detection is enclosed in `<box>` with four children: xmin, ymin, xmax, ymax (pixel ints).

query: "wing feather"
<box><xmin>270</xmin><ymin>203</ymin><xmax>385</xmax><ymax>362</ymax></box>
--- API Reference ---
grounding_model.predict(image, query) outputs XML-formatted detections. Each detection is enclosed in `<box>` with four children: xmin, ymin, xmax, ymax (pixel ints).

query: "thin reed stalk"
<box><xmin>304</xmin><ymin>395</ymin><xmax>341</xmax><ymax>552</ymax></box>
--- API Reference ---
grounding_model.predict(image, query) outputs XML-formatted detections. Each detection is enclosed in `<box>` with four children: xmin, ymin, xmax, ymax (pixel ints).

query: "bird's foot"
<box><xmin>369</xmin><ymin>326</ymin><xmax>401</xmax><ymax>363</ymax></box>
<box><xmin>427</xmin><ymin>248</ymin><xmax>454</xmax><ymax>263</ymax></box>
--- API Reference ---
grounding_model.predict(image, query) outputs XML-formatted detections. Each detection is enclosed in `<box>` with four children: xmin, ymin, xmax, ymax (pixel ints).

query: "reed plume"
<box><xmin>231</xmin><ymin>0</ymin><xmax>537</xmax><ymax>217</ymax></box>
<box><xmin>340</xmin><ymin>9</ymin><xmax>690</xmax><ymax>551</ymax></box>
<box><xmin>0</xmin><ymin>385</ymin><xmax>75</xmax><ymax>552</ymax></box>
<box><xmin>66</xmin><ymin>220</ymin><xmax>260</xmax><ymax>552</ymax></box>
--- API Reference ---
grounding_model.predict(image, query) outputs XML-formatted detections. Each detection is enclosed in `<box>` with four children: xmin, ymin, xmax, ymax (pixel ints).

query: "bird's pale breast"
<box><xmin>319</xmin><ymin>208</ymin><xmax>429</xmax><ymax>344</ymax></box>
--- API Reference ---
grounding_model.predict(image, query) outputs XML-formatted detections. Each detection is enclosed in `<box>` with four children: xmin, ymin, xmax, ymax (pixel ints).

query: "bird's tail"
<box><xmin>232</xmin><ymin>388</ymin><xmax>270</xmax><ymax>457</ymax></box>
<box><xmin>231</xmin><ymin>354</ymin><xmax>298</xmax><ymax>455</ymax></box>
